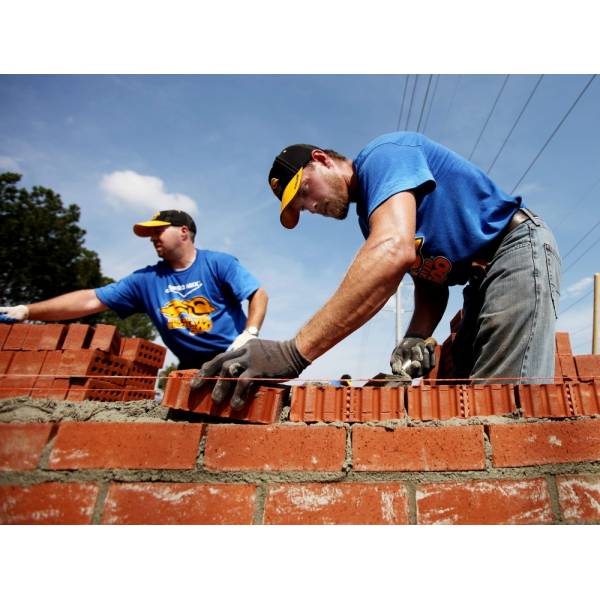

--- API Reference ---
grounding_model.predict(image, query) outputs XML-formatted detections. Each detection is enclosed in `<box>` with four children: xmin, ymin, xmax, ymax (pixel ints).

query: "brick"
<box><xmin>555</xmin><ymin>331</ymin><xmax>573</xmax><ymax>355</ymax></box>
<box><xmin>0</xmin><ymin>324</ymin><xmax>11</xmax><ymax>349</ymax></box>
<box><xmin>489</xmin><ymin>420</ymin><xmax>600</xmax><ymax>467</ymax></box>
<box><xmin>30</xmin><ymin>350</ymin><xmax>63</xmax><ymax>399</ymax></box>
<box><xmin>416</xmin><ymin>478</ymin><xmax>553</xmax><ymax>524</ymax></box>
<box><xmin>407</xmin><ymin>385</ymin><xmax>466</xmax><ymax>420</ymax></box>
<box><xmin>0</xmin><ymin>482</ymin><xmax>98</xmax><ymax>524</ymax></box>
<box><xmin>3</xmin><ymin>323</ymin><xmax>32</xmax><ymax>350</ymax></box>
<box><xmin>557</xmin><ymin>354</ymin><xmax>578</xmax><ymax>380</ymax></box>
<box><xmin>0</xmin><ymin>350</ymin><xmax>15</xmax><ymax>374</ymax></box>
<box><xmin>162</xmin><ymin>369</ymin><xmax>285</xmax><ymax>424</ymax></box>
<box><xmin>352</xmin><ymin>425</ymin><xmax>485</xmax><ymax>472</ymax></box>
<box><xmin>120</xmin><ymin>337</ymin><xmax>166</xmax><ymax>369</ymax></box>
<box><xmin>264</xmin><ymin>483</ymin><xmax>409</xmax><ymax>524</ymax></box>
<box><xmin>62</xmin><ymin>323</ymin><xmax>93</xmax><ymax>349</ymax></box>
<box><xmin>0</xmin><ymin>423</ymin><xmax>53</xmax><ymax>470</ymax></box>
<box><xmin>469</xmin><ymin>384</ymin><xmax>517</xmax><ymax>416</ymax></box>
<box><xmin>426</xmin><ymin>344</ymin><xmax>442</xmax><ymax>381</ymax></box>
<box><xmin>204</xmin><ymin>424</ymin><xmax>346</xmax><ymax>471</ymax></box>
<box><xmin>66</xmin><ymin>378</ymin><xmax>125</xmax><ymax>402</ymax></box>
<box><xmin>48</xmin><ymin>378</ymin><xmax>70</xmax><ymax>401</ymax></box>
<box><xmin>57</xmin><ymin>349</ymin><xmax>129</xmax><ymax>382</ymax></box>
<box><xmin>22</xmin><ymin>324</ymin><xmax>66</xmax><ymax>350</ymax></box>
<box><xmin>89</xmin><ymin>324</ymin><xmax>122</xmax><ymax>354</ymax></box>
<box><xmin>102</xmin><ymin>483</ymin><xmax>256</xmax><ymax>524</ymax></box>
<box><xmin>437</xmin><ymin>334</ymin><xmax>456</xmax><ymax>379</ymax></box>
<box><xmin>123</xmin><ymin>361</ymin><xmax>158</xmax><ymax>401</ymax></box>
<box><xmin>575</xmin><ymin>355</ymin><xmax>600</xmax><ymax>380</ymax></box>
<box><xmin>48</xmin><ymin>422</ymin><xmax>204</xmax><ymax>470</ymax></box>
<box><xmin>518</xmin><ymin>383</ymin><xmax>577</xmax><ymax>417</ymax></box>
<box><xmin>557</xmin><ymin>474</ymin><xmax>600</xmax><ymax>523</ymax></box>
<box><xmin>449</xmin><ymin>309</ymin><xmax>464</xmax><ymax>333</ymax></box>
<box><xmin>577</xmin><ymin>381</ymin><xmax>600</xmax><ymax>416</ymax></box>
<box><xmin>290</xmin><ymin>385</ymin><xmax>404</xmax><ymax>423</ymax></box>
<box><xmin>0</xmin><ymin>350</ymin><xmax>47</xmax><ymax>398</ymax></box>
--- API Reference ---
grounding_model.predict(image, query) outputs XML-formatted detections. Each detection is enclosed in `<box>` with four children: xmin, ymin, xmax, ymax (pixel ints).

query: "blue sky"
<box><xmin>1</xmin><ymin>73</ymin><xmax>599</xmax><ymax>379</ymax></box>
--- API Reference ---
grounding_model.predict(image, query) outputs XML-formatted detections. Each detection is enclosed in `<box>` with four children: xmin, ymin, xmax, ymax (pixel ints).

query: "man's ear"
<box><xmin>310</xmin><ymin>149</ymin><xmax>333</xmax><ymax>166</ymax></box>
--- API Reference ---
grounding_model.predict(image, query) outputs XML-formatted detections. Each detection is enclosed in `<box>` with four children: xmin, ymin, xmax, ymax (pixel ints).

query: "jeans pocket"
<box><xmin>544</xmin><ymin>243</ymin><xmax>561</xmax><ymax>319</ymax></box>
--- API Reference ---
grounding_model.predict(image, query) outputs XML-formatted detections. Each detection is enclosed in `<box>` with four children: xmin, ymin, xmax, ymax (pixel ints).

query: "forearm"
<box><xmin>296</xmin><ymin>237</ymin><xmax>414</xmax><ymax>361</ymax></box>
<box><xmin>405</xmin><ymin>278</ymin><xmax>449</xmax><ymax>338</ymax></box>
<box><xmin>246</xmin><ymin>287</ymin><xmax>268</xmax><ymax>330</ymax></box>
<box><xmin>27</xmin><ymin>289</ymin><xmax>108</xmax><ymax>321</ymax></box>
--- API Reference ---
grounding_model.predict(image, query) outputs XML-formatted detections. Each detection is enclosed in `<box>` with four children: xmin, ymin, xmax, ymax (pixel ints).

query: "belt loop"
<box><xmin>520</xmin><ymin>206</ymin><xmax>540</xmax><ymax>226</ymax></box>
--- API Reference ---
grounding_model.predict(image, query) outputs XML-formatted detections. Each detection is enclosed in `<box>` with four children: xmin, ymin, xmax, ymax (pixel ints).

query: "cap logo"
<box><xmin>152</xmin><ymin>212</ymin><xmax>161</xmax><ymax>220</ymax></box>
<box><xmin>270</xmin><ymin>177</ymin><xmax>281</xmax><ymax>195</ymax></box>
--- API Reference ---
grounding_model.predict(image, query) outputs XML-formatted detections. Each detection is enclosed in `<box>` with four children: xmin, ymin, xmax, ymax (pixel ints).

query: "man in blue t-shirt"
<box><xmin>1</xmin><ymin>210</ymin><xmax>268</xmax><ymax>369</ymax></box>
<box><xmin>192</xmin><ymin>132</ymin><xmax>560</xmax><ymax>409</ymax></box>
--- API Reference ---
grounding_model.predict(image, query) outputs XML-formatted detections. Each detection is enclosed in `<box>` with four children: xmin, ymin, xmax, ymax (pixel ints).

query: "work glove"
<box><xmin>227</xmin><ymin>329</ymin><xmax>257</xmax><ymax>351</ymax></box>
<box><xmin>390</xmin><ymin>336</ymin><xmax>436</xmax><ymax>378</ymax></box>
<box><xmin>0</xmin><ymin>305</ymin><xmax>29</xmax><ymax>322</ymax></box>
<box><xmin>191</xmin><ymin>338</ymin><xmax>311</xmax><ymax>410</ymax></box>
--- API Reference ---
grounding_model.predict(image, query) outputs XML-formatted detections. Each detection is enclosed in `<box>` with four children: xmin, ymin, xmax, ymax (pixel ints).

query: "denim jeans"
<box><xmin>452</xmin><ymin>210</ymin><xmax>561</xmax><ymax>384</ymax></box>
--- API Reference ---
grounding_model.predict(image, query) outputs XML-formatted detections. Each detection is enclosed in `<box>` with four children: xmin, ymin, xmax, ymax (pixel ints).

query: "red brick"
<box><xmin>557</xmin><ymin>354</ymin><xmax>578</xmax><ymax>380</ymax></box>
<box><xmin>437</xmin><ymin>334</ymin><xmax>456</xmax><ymax>379</ymax></box>
<box><xmin>57</xmin><ymin>349</ymin><xmax>129</xmax><ymax>382</ymax></box>
<box><xmin>264</xmin><ymin>483</ymin><xmax>409</xmax><ymax>524</ymax></box>
<box><xmin>489</xmin><ymin>420</ymin><xmax>600</xmax><ymax>467</ymax></box>
<box><xmin>48</xmin><ymin>422</ymin><xmax>205</xmax><ymax>470</ymax></box>
<box><xmin>407</xmin><ymin>385</ymin><xmax>466</xmax><ymax>420</ymax></box>
<box><xmin>48</xmin><ymin>378</ymin><xmax>70</xmax><ymax>401</ymax></box>
<box><xmin>3</xmin><ymin>323</ymin><xmax>32</xmax><ymax>350</ymax></box>
<box><xmin>350</xmin><ymin>386</ymin><xmax>404</xmax><ymax>421</ymax></box>
<box><xmin>0</xmin><ymin>350</ymin><xmax>15</xmax><ymax>374</ymax></box>
<box><xmin>30</xmin><ymin>350</ymin><xmax>63</xmax><ymax>399</ymax></box>
<box><xmin>449</xmin><ymin>309</ymin><xmax>464</xmax><ymax>333</ymax></box>
<box><xmin>352</xmin><ymin>425</ymin><xmax>485</xmax><ymax>472</ymax></box>
<box><xmin>89</xmin><ymin>324</ymin><xmax>122</xmax><ymax>354</ymax></box>
<box><xmin>426</xmin><ymin>344</ymin><xmax>442</xmax><ymax>380</ymax></box>
<box><xmin>122</xmin><ymin>361</ymin><xmax>158</xmax><ymax>401</ymax></box>
<box><xmin>0</xmin><ymin>350</ymin><xmax>47</xmax><ymax>398</ymax></box>
<box><xmin>0</xmin><ymin>324</ymin><xmax>11</xmax><ymax>349</ymax></box>
<box><xmin>555</xmin><ymin>332</ymin><xmax>573</xmax><ymax>355</ymax></box>
<box><xmin>62</xmin><ymin>323</ymin><xmax>93</xmax><ymax>349</ymax></box>
<box><xmin>0</xmin><ymin>423</ymin><xmax>53</xmax><ymax>470</ymax></box>
<box><xmin>120</xmin><ymin>337</ymin><xmax>166</xmax><ymax>369</ymax></box>
<box><xmin>204</xmin><ymin>424</ymin><xmax>346</xmax><ymax>471</ymax></box>
<box><xmin>0</xmin><ymin>482</ymin><xmax>98</xmax><ymax>524</ymax></box>
<box><xmin>557</xmin><ymin>474</ymin><xmax>600</xmax><ymax>523</ymax></box>
<box><xmin>577</xmin><ymin>381</ymin><xmax>600</xmax><ymax>415</ymax></box>
<box><xmin>416</xmin><ymin>478</ymin><xmax>553</xmax><ymax>524</ymax></box>
<box><xmin>518</xmin><ymin>383</ymin><xmax>577</xmax><ymax>417</ymax></box>
<box><xmin>102</xmin><ymin>483</ymin><xmax>256</xmax><ymax>524</ymax></box>
<box><xmin>162</xmin><ymin>369</ymin><xmax>285</xmax><ymax>424</ymax></box>
<box><xmin>575</xmin><ymin>355</ymin><xmax>600</xmax><ymax>380</ymax></box>
<box><xmin>66</xmin><ymin>378</ymin><xmax>125</xmax><ymax>402</ymax></box>
<box><xmin>22</xmin><ymin>324</ymin><xmax>67</xmax><ymax>350</ymax></box>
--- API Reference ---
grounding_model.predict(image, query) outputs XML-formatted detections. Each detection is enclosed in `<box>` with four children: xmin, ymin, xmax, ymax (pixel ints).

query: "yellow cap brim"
<box><xmin>133</xmin><ymin>219</ymin><xmax>172</xmax><ymax>237</ymax></box>
<box><xmin>279</xmin><ymin>167</ymin><xmax>303</xmax><ymax>229</ymax></box>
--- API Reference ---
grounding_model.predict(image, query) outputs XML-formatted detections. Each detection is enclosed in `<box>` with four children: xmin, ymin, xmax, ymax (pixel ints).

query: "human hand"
<box><xmin>390</xmin><ymin>336</ymin><xmax>436</xmax><ymax>378</ymax></box>
<box><xmin>0</xmin><ymin>305</ymin><xmax>29</xmax><ymax>322</ymax></box>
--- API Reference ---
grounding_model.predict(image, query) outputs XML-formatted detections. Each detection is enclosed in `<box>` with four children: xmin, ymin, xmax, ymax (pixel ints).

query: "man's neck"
<box><xmin>168</xmin><ymin>247</ymin><xmax>197</xmax><ymax>271</ymax></box>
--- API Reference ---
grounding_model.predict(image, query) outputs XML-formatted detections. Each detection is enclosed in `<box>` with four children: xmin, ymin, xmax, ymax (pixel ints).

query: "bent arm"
<box><xmin>27</xmin><ymin>289</ymin><xmax>108</xmax><ymax>321</ymax></box>
<box><xmin>295</xmin><ymin>191</ymin><xmax>417</xmax><ymax>361</ymax></box>
<box><xmin>405</xmin><ymin>277</ymin><xmax>449</xmax><ymax>338</ymax></box>
<box><xmin>245</xmin><ymin>287</ymin><xmax>268</xmax><ymax>331</ymax></box>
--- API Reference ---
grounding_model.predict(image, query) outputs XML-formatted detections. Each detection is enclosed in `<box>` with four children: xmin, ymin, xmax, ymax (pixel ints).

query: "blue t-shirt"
<box><xmin>95</xmin><ymin>249</ymin><xmax>260</xmax><ymax>365</ymax></box>
<box><xmin>354</xmin><ymin>132</ymin><xmax>523</xmax><ymax>285</ymax></box>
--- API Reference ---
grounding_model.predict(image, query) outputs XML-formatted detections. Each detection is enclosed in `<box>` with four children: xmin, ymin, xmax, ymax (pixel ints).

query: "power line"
<box><xmin>416</xmin><ymin>75</ymin><xmax>434</xmax><ymax>132</ymax></box>
<box><xmin>486</xmin><ymin>75</ymin><xmax>544</xmax><ymax>174</ymax></box>
<box><xmin>405</xmin><ymin>74</ymin><xmax>419</xmax><ymax>129</ymax></box>
<box><xmin>560</xmin><ymin>289</ymin><xmax>594</xmax><ymax>315</ymax></box>
<box><xmin>468</xmin><ymin>75</ymin><xmax>510</xmax><ymax>161</ymax></box>
<box><xmin>562</xmin><ymin>233</ymin><xmax>600</xmax><ymax>274</ymax></box>
<box><xmin>422</xmin><ymin>74</ymin><xmax>440</xmax><ymax>135</ymax></box>
<box><xmin>440</xmin><ymin>75</ymin><xmax>462</xmax><ymax>139</ymax></box>
<box><xmin>555</xmin><ymin>172</ymin><xmax>600</xmax><ymax>229</ymax></box>
<box><xmin>510</xmin><ymin>74</ymin><xmax>597</xmax><ymax>195</ymax></box>
<box><xmin>562</xmin><ymin>215</ymin><xmax>600</xmax><ymax>261</ymax></box>
<box><xmin>396</xmin><ymin>75</ymin><xmax>410</xmax><ymax>131</ymax></box>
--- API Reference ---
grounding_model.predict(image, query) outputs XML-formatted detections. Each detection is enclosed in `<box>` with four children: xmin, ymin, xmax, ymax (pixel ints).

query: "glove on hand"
<box><xmin>227</xmin><ymin>329</ymin><xmax>257</xmax><ymax>352</ymax></box>
<box><xmin>191</xmin><ymin>338</ymin><xmax>311</xmax><ymax>410</ymax></box>
<box><xmin>0</xmin><ymin>305</ymin><xmax>29</xmax><ymax>322</ymax></box>
<box><xmin>390</xmin><ymin>336</ymin><xmax>436</xmax><ymax>378</ymax></box>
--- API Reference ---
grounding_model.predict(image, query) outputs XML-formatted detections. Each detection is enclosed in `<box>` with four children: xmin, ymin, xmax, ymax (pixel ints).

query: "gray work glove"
<box><xmin>190</xmin><ymin>338</ymin><xmax>311</xmax><ymax>410</ymax></box>
<box><xmin>0</xmin><ymin>305</ymin><xmax>29</xmax><ymax>322</ymax></box>
<box><xmin>390</xmin><ymin>336</ymin><xmax>436</xmax><ymax>378</ymax></box>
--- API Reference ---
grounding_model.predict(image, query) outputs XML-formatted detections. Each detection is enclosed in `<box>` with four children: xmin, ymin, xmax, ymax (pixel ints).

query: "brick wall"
<box><xmin>1</xmin><ymin>324</ymin><xmax>599</xmax><ymax>524</ymax></box>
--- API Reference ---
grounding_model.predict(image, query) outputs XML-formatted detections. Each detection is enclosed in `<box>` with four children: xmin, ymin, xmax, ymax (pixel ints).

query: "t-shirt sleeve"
<box><xmin>357</xmin><ymin>142</ymin><xmax>436</xmax><ymax>220</ymax></box>
<box><xmin>218</xmin><ymin>255</ymin><xmax>261</xmax><ymax>303</ymax></box>
<box><xmin>95</xmin><ymin>273</ymin><xmax>144</xmax><ymax>318</ymax></box>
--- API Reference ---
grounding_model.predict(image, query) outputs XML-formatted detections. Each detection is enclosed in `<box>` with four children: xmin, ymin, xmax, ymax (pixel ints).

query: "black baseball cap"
<box><xmin>133</xmin><ymin>210</ymin><xmax>197</xmax><ymax>237</ymax></box>
<box><xmin>268</xmin><ymin>144</ymin><xmax>320</xmax><ymax>229</ymax></box>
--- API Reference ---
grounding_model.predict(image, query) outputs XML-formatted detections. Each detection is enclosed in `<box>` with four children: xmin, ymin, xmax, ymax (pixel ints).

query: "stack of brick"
<box><xmin>0</xmin><ymin>323</ymin><xmax>166</xmax><ymax>401</ymax></box>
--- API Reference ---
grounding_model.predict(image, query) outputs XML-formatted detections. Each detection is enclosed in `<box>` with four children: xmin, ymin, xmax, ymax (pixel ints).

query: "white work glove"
<box><xmin>227</xmin><ymin>329</ymin><xmax>258</xmax><ymax>351</ymax></box>
<box><xmin>0</xmin><ymin>305</ymin><xmax>29</xmax><ymax>322</ymax></box>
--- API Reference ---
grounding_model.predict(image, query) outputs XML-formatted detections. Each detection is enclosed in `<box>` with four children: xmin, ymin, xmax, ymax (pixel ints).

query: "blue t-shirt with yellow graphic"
<box><xmin>354</xmin><ymin>132</ymin><xmax>523</xmax><ymax>285</ymax></box>
<box><xmin>95</xmin><ymin>249</ymin><xmax>260</xmax><ymax>365</ymax></box>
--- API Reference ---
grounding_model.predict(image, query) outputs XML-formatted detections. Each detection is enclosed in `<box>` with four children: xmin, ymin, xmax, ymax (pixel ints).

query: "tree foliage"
<box><xmin>0</xmin><ymin>173</ymin><xmax>156</xmax><ymax>340</ymax></box>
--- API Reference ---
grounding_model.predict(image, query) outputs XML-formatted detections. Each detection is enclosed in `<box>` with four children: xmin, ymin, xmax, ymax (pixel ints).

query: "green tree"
<box><xmin>0</xmin><ymin>172</ymin><xmax>156</xmax><ymax>340</ymax></box>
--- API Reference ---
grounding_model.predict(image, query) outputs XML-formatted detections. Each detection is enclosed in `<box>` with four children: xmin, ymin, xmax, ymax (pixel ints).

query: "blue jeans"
<box><xmin>452</xmin><ymin>210</ymin><xmax>561</xmax><ymax>384</ymax></box>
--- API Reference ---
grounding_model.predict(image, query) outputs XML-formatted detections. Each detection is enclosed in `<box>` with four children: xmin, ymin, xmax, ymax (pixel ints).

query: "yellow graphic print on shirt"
<box><xmin>410</xmin><ymin>236</ymin><xmax>452</xmax><ymax>284</ymax></box>
<box><xmin>160</xmin><ymin>296</ymin><xmax>216</xmax><ymax>335</ymax></box>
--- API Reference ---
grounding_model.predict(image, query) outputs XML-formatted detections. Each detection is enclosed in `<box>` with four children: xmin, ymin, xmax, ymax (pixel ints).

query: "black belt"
<box><xmin>471</xmin><ymin>208</ymin><xmax>533</xmax><ymax>274</ymax></box>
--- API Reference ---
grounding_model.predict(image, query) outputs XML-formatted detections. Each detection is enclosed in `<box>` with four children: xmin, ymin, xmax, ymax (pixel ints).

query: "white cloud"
<box><xmin>100</xmin><ymin>170</ymin><xmax>198</xmax><ymax>215</ymax></box>
<box><xmin>564</xmin><ymin>276</ymin><xmax>593</xmax><ymax>298</ymax></box>
<box><xmin>0</xmin><ymin>155</ymin><xmax>21</xmax><ymax>172</ymax></box>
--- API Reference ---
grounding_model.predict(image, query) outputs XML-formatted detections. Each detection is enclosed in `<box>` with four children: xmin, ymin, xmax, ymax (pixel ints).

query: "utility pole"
<box><xmin>593</xmin><ymin>273</ymin><xmax>600</xmax><ymax>355</ymax></box>
<box><xmin>395</xmin><ymin>283</ymin><xmax>402</xmax><ymax>347</ymax></box>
